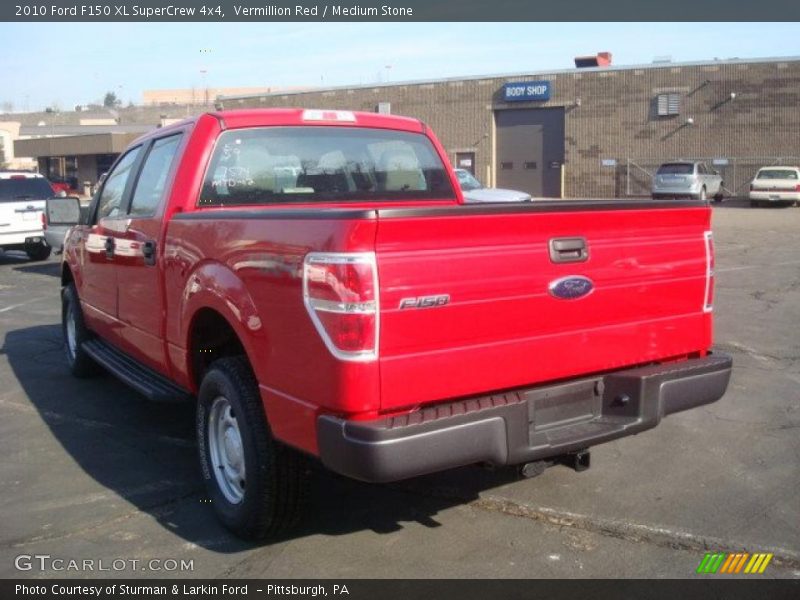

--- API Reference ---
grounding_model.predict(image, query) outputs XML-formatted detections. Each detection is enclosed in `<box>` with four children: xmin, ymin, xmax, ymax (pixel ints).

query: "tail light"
<box><xmin>703</xmin><ymin>231</ymin><xmax>714</xmax><ymax>313</ymax></box>
<box><xmin>303</xmin><ymin>252</ymin><xmax>379</xmax><ymax>361</ymax></box>
<box><xmin>795</xmin><ymin>184</ymin><xmax>800</xmax><ymax>192</ymax></box>
<box><xmin>41</xmin><ymin>211</ymin><xmax>47</xmax><ymax>230</ymax></box>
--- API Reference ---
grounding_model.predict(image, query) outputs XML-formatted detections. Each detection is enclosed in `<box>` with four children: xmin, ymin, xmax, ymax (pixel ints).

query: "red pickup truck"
<box><xmin>55</xmin><ymin>108</ymin><xmax>732</xmax><ymax>540</ymax></box>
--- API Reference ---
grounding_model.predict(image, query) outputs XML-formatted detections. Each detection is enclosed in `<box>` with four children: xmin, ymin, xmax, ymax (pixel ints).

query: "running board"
<box><xmin>82</xmin><ymin>339</ymin><xmax>192</xmax><ymax>403</ymax></box>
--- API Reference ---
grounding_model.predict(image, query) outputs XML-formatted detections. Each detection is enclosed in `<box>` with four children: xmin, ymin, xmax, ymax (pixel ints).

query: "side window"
<box><xmin>129</xmin><ymin>134</ymin><xmax>183</xmax><ymax>217</ymax></box>
<box><xmin>96</xmin><ymin>148</ymin><xmax>141</xmax><ymax>220</ymax></box>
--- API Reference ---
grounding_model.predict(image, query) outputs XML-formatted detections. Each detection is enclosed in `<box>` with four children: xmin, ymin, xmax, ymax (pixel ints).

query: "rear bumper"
<box><xmin>749</xmin><ymin>191</ymin><xmax>800</xmax><ymax>202</ymax></box>
<box><xmin>0</xmin><ymin>230</ymin><xmax>45</xmax><ymax>248</ymax></box>
<box><xmin>317</xmin><ymin>353</ymin><xmax>732</xmax><ymax>482</ymax></box>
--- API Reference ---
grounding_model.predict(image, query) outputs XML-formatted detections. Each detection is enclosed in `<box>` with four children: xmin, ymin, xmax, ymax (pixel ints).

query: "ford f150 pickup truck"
<box><xmin>54</xmin><ymin>108</ymin><xmax>732</xmax><ymax>540</ymax></box>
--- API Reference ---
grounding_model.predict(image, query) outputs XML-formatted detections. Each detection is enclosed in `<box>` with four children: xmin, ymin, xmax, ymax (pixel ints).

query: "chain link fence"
<box><xmin>622</xmin><ymin>157</ymin><xmax>800</xmax><ymax>198</ymax></box>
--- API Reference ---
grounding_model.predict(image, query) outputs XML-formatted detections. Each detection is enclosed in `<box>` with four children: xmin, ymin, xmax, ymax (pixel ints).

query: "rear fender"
<box><xmin>179</xmin><ymin>260</ymin><xmax>265</xmax><ymax>384</ymax></box>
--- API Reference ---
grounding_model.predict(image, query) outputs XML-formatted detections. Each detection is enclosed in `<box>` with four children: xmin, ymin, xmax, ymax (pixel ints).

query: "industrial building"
<box><xmin>221</xmin><ymin>54</ymin><xmax>800</xmax><ymax>198</ymax></box>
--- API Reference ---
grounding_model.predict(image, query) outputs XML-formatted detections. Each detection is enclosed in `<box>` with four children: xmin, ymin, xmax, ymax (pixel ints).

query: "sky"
<box><xmin>1</xmin><ymin>22</ymin><xmax>798</xmax><ymax>111</ymax></box>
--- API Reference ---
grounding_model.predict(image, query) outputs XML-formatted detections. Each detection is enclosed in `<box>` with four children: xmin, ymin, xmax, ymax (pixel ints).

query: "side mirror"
<box><xmin>46</xmin><ymin>196</ymin><xmax>82</xmax><ymax>226</ymax></box>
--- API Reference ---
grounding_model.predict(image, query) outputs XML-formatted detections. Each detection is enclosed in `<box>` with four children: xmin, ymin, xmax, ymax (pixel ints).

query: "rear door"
<box><xmin>374</xmin><ymin>204</ymin><xmax>713</xmax><ymax>410</ymax></box>
<box><xmin>114</xmin><ymin>132</ymin><xmax>184</xmax><ymax>373</ymax></box>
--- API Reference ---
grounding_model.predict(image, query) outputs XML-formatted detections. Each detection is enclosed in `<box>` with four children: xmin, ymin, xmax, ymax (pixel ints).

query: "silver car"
<box><xmin>455</xmin><ymin>169</ymin><xmax>532</xmax><ymax>203</ymax></box>
<box><xmin>652</xmin><ymin>161</ymin><xmax>724</xmax><ymax>202</ymax></box>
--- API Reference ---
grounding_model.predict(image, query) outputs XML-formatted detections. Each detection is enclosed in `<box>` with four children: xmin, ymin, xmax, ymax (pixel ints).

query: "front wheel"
<box><xmin>62</xmin><ymin>283</ymin><xmax>101</xmax><ymax>377</ymax></box>
<box><xmin>197</xmin><ymin>356</ymin><xmax>309</xmax><ymax>540</ymax></box>
<box><xmin>26</xmin><ymin>243</ymin><xmax>51</xmax><ymax>261</ymax></box>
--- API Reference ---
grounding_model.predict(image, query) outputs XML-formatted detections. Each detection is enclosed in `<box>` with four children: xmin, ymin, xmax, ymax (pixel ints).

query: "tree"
<box><xmin>103</xmin><ymin>91</ymin><xmax>121</xmax><ymax>108</ymax></box>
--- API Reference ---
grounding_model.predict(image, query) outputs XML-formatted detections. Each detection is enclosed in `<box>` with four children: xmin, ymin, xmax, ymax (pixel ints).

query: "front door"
<box><xmin>79</xmin><ymin>146</ymin><xmax>143</xmax><ymax>342</ymax></box>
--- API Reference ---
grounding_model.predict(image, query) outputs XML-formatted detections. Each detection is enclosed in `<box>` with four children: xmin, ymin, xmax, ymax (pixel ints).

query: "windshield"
<box><xmin>657</xmin><ymin>163</ymin><xmax>695</xmax><ymax>175</ymax></box>
<box><xmin>0</xmin><ymin>177</ymin><xmax>54</xmax><ymax>202</ymax></box>
<box><xmin>199</xmin><ymin>126</ymin><xmax>455</xmax><ymax>206</ymax></box>
<box><xmin>455</xmin><ymin>170</ymin><xmax>483</xmax><ymax>191</ymax></box>
<box><xmin>756</xmin><ymin>169</ymin><xmax>798</xmax><ymax>180</ymax></box>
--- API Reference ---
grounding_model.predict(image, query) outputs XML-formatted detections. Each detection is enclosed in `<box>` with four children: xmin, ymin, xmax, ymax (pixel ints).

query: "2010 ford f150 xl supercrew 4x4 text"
<box><xmin>54</xmin><ymin>109</ymin><xmax>732</xmax><ymax>540</ymax></box>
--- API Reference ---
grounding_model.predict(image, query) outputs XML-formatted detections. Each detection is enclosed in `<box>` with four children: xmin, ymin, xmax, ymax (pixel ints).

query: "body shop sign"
<box><xmin>503</xmin><ymin>81</ymin><xmax>551</xmax><ymax>102</ymax></box>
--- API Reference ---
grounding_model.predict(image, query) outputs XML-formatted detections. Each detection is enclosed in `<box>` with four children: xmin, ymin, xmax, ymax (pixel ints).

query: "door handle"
<box><xmin>104</xmin><ymin>236</ymin><xmax>115</xmax><ymax>259</ymax></box>
<box><xmin>142</xmin><ymin>240</ymin><xmax>157</xmax><ymax>266</ymax></box>
<box><xmin>549</xmin><ymin>237</ymin><xmax>588</xmax><ymax>263</ymax></box>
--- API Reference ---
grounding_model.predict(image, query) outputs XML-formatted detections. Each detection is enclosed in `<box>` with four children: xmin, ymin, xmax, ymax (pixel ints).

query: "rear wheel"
<box><xmin>26</xmin><ymin>243</ymin><xmax>51</xmax><ymax>261</ymax></box>
<box><xmin>197</xmin><ymin>356</ymin><xmax>309</xmax><ymax>540</ymax></box>
<box><xmin>713</xmin><ymin>185</ymin><xmax>724</xmax><ymax>203</ymax></box>
<box><xmin>62</xmin><ymin>283</ymin><xmax>101</xmax><ymax>377</ymax></box>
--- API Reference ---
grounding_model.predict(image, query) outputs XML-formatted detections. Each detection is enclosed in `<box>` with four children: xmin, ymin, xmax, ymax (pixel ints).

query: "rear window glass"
<box><xmin>657</xmin><ymin>163</ymin><xmax>695</xmax><ymax>175</ymax></box>
<box><xmin>199</xmin><ymin>126</ymin><xmax>455</xmax><ymax>206</ymax></box>
<box><xmin>0</xmin><ymin>177</ymin><xmax>54</xmax><ymax>202</ymax></box>
<box><xmin>757</xmin><ymin>169</ymin><xmax>798</xmax><ymax>180</ymax></box>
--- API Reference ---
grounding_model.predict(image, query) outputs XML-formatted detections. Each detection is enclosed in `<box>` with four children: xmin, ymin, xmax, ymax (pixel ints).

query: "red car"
<box><xmin>55</xmin><ymin>108</ymin><xmax>732</xmax><ymax>539</ymax></box>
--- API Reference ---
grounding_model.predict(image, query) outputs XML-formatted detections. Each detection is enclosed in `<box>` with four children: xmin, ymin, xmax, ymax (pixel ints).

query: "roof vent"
<box><xmin>574</xmin><ymin>52</ymin><xmax>612</xmax><ymax>68</ymax></box>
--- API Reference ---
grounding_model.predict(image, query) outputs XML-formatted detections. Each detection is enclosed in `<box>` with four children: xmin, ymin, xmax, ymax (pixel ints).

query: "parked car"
<box><xmin>0</xmin><ymin>172</ymin><xmax>53</xmax><ymax>260</ymax></box>
<box><xmin>652</xmin><ymin>161</ymin><xmax>724</xmax><ymax>202</ymax></box>
<box><xmin>54</xmin><ymin>108</ymin><xmax>731</xmax><ymax>540</ymax></box>
<box><xmin>455</xmin><ymin>168</ymin><xmax>532</xmax><ymax>203</ymax></box>
<box><xmin>748</xmin><ymin>166</ymin><xmax>800</xmax><ymax>207</ymax></box>
<box><xmin>49</xmin><ymin>175</ymin><xmax>81</xmax><ymax>196</ymax></box>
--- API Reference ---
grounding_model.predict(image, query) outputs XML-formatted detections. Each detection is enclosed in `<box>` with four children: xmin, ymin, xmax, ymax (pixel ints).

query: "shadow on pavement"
<box><xmin>12</xmin><ymin>260</ymin><xmax>61</xmax><ymax>278</ymax></box>
<box><xmin>3</xmin><ymin>324</ymin><xmax>522</xmax><ymax>554</ymax></box>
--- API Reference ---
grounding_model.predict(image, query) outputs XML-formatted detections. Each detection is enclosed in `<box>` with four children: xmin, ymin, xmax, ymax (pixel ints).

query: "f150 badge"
<box><xmin>399</xmin><ymin>295</ymin><xmax>450</xmax><ymax>309</ymax></box>
<box><xmin>549</xmin><ymin>276</ymin><xmax>594</xmax><ymax>300</ymax></box>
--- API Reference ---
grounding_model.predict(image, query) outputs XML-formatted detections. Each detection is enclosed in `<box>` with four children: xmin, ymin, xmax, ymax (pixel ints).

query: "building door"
<box><xmin>495</xmin><ymin>107</ymin><xmax>565</xmax><ymax>197</ymax></box>
<box><xmin>455</xmin><ymin>152</ymin><xmax>476</xmax><ymax>175</ymax></box>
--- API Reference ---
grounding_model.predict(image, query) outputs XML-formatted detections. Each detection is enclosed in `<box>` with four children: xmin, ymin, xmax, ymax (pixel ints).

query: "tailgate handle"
<box><xmin>549</xmin><ymin>237</ymin><xmax>588</xmax><ymax>263</ymax></box>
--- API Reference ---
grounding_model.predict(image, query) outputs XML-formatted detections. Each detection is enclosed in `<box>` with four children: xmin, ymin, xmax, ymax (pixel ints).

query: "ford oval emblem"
<box><xmin>549</xmin><ymin>276</ymin><xmax>594</xmax><ymax>300</ymax></box>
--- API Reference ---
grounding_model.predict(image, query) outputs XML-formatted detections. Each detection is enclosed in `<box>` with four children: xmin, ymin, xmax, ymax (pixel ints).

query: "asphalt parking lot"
<box><xmin>0</xmin><ymin>200</ymin><xmax>798</xmax><ymax>579</ymax></box>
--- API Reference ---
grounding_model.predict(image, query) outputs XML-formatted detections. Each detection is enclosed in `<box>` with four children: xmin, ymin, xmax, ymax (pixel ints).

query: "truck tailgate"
<box><xmin>375</xmin><ymin>202</ymin><xmax>712</xmax><ymax>411</ymax></box>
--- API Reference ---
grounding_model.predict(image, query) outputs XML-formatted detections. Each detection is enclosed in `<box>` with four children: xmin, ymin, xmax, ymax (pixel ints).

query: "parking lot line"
<box><xmin>0</xmin><ymin>297</ymin><xmax>49</xmax><ymax>313</ymax></box>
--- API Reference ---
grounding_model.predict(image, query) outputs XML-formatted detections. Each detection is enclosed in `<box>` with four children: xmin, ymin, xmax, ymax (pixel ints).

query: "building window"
<box><xmin>656</xmin><ymin>93</ymin><xmax>681</xmax><ymax>116</ymax></box>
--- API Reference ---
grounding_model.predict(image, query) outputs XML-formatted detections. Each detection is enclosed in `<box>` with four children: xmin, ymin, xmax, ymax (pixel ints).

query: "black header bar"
<box><xmin>4</xmin><ymin>0</ymin><xmax>800</xmax><ymax>22</ymax></box>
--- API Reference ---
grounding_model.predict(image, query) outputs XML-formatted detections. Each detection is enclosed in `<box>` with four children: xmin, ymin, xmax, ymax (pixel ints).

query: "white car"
<box><xmin>0</xmin><ymin>172</ymin><xmax>53</xmax><ymax>261</ymax></box>
<box><xmin>749</xmin><ymin>166</ymin><xmax>800</xmax><ymax>207</ymax></box>
<box><xmin>454</xmin><ymin>168</ymin><xmax>532</xmax><ymax>203</ymax></box>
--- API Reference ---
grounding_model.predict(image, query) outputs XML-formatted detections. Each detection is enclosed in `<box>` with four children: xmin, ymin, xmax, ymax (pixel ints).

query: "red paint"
<box><xmin>63</xmin><ymin>108</ymin><xmax>716</xmax><ymax>457</ymax></box>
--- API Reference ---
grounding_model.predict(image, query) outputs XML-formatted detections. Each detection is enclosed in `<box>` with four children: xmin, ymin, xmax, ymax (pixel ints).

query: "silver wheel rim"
<box><xmin>65</xmin><ymin>303</ymin><xmax>77</xmax><ymax>361</ymax></box>
<box><xmin>208</xmin><ymin>396</ymin><xmax>246</xmax><ymax>504</ymax></box>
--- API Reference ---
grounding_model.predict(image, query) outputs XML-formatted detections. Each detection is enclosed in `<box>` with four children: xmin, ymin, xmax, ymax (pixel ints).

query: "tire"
<box><xmin>26</xmin><ymin>244</ymin><xmax>51</xmax><ymax>261</ymax></box>
<box><xmin>62</xmin><ymin>283</ymin><xmax>101</xmax><ymax>377</ymax></box>
<box><xmin>197</xmin><ymin>356</ymin><xmax>309</xmax><ymax>540</ymax></box>
<box><xmin>713</xmin><ymin>185</ymin><xmax>724</xmax><ymax>203</ymax></box>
